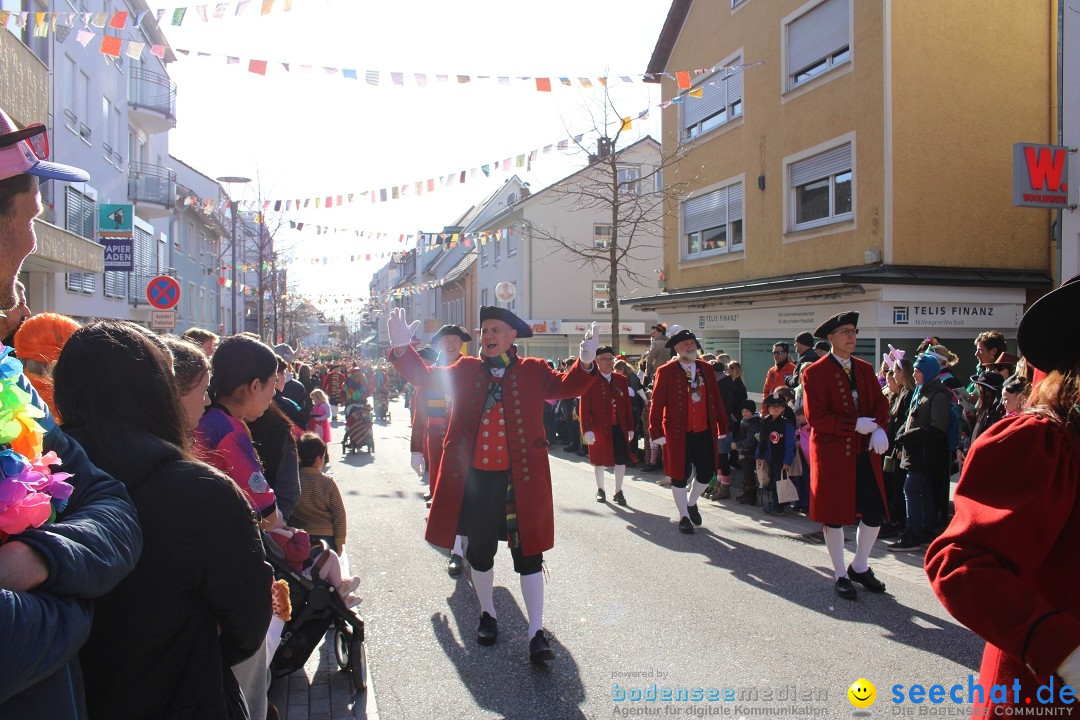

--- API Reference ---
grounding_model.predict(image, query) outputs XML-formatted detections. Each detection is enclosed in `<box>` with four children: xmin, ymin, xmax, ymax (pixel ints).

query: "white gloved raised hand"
<box><xmin>387</xmin><ymin>307</ymin><xmax>421</xmax><ymax>349</ymax></box>
<box><xmin>579</xmin><ymin>322</ymin><xmax>599</xmax><ymax>366</ymax></box>
<box><xmin>583</xmin><ymin>431</ymin><xmax>596</xmax><ymax>445</ymax></box>
<box><xmin>855</xmin><ymin>417</ymin><xmax>879</xmax><ymax>435</ymax></box>
<box><xmin>652</xmin><ymin>436</ymin><xmax>666</xmax><ymax>447</ymax></box>
<box><xmin>869</xmin><ymin>427</ymin><xmax>889</xmax><ymax>455</ymax></box>
<box><xmin>627</xmin><ymin>431</ymin><xmax>634</xmax><ymax>442</ymax></box>
<box><xmin>410</xmin><ymin>452</ymin><xmax>425</xmax><ymax>477</ymax></box>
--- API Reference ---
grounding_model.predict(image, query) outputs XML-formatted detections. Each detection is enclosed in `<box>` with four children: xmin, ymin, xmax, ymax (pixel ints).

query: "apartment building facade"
<box><xmin>629</xmin><ymin>0</ymin><xmax>1054</xmax><ymax>391</ymax></box>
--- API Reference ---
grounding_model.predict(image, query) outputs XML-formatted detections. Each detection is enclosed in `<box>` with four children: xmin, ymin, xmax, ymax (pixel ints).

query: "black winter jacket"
<box><xmin>67</xmin><ymin>427</ymin><xmax>273</xmax><ymax>720</ymax></box>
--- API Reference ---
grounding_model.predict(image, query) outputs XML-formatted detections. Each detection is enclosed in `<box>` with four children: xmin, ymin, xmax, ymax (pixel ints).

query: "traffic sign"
<box><xmin>146</xmin><ymin>275</ymin><xmax>181</xmax><ymax>310</ymax></box>
<box><xmin>150</xmin><ymin>310</ymin><xmax>176</xmax><ymax>330</ymax></box>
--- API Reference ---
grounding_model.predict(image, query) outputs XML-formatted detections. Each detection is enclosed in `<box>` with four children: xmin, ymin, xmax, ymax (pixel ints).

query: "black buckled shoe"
<box><xmin>678</xmin><ymin>517</ymin><xmax>695</xmax><ymax>534</ymax></box>
<box><xmin>687</xmin><ymin>504</ymin><xmax>702</xmax><ymax>526</ymax></box>
<box><xmin>447</xmin><ymin>553</ymin><xmax>464</xmax><ymax>578</ymax></box>
<box><xmin>595</xmin><ymin>488</ymin><xmax>606</xmax><ymax>503</ymax></box>
<box><xmin>477</xmin><ymin>611</ymin><xmax>498</xmax><ymax>646</ymax></box>
<box><xmin>847</xmin><ymin>564</ymin><xmax>887</xmax><ymax>593</ymax></box>
<box><xmin>529</xmin><ymin>630</ymin><xmax>555</xmax><ymax>664</ymax></box>
<box><xmin>612</xmin><ymin>491</ymin><xmax>626</xmax><ymax>506</ymax></box>
<box><xmin>835</xmin><ymin>577</ymin><xmax>857</xmax><ymax>600</ymax></box>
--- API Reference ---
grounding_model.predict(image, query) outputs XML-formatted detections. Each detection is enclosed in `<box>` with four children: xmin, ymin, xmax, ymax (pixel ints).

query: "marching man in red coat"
<box><xmin>648</xmin><ymin>329</ymin><xmax>728</xmax><ymax>534</ymax></box>
<box><xmin>802</xmin><ymin>311</ymin><xmax>891</xmax><ymax>600</ymax></box>
<box><xmin>424</xmin><ymin>325</ymin><xmax>470</xmax><ymax>576</ymax></box>
<box><xmin>387</xmin><ymin>305</ymin><xmax>598</xmax><ymax>663</ymax></box>
<box><xmin>579</xmin><ymin>345</ymin><xmax>636</xmax><ymax>506</ymax></box>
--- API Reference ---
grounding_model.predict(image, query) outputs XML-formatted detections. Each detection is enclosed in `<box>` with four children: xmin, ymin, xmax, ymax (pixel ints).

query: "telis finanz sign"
<box><xmin>1013</xmin><ymin>143</ymin><xmax>1076</xmax><ymax>209</ymax></box>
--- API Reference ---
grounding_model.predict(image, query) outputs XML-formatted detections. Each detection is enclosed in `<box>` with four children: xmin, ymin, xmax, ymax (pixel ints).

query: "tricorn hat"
<box><xmin>431</xmin><ymin>324</ymin><xmax>472</xmax><ymax>343</ymax></box>
<box><xmin>595</xmin><ymin>345</ymin><xmax>615</xmax><ymax>357</ymax></box>
<box><xmin>479</xmin><ymin>305</ymin><xmax>533</xmax><ymax>338</ymax></box>
<box><xmin>665</xmin><ymin>328</ymin><xmax>698</xmax><ymax>349</ymax></box>
<box><xmin>970</xmin><ymin>370</ymin><xmax>1005</xmax><ymax>392</ymax></box>
<box><xmin>1018</xmin><ymin>275</ymin><xmax>1080</xmax><ymax>373</ymax></box>
<box><xmin>814</xmin><ymin>311</ymin><xmax>859</xmax><ymax>340</ymax></box>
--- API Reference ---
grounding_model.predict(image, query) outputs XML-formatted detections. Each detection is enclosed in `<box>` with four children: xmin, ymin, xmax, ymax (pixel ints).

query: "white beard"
<box><xmin>678</xmin><ymin>351</ymin><xmax>698</xmax><ymax>364</ymax></box>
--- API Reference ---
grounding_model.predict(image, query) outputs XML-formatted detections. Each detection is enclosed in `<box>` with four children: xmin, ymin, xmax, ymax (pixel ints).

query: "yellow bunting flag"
<box><xmin>688</xmin><ymin>87</ymin><xmax>703</xmax><ymax>98</ymax></box>
<box><xmin>620</xmin><ymin>117</ymin><xmax>632</xmax><ymax>131</ymax></box>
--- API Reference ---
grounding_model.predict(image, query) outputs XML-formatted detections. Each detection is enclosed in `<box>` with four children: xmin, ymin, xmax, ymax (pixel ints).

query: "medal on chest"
<box><xmin>685</xmin><ymin>366</ymin><xmax>703</xmax><ymax>403</ymax></box>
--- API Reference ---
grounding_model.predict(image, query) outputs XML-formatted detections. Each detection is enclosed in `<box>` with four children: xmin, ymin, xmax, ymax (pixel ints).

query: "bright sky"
<box><xmin>146</xmin><ymin>0</ymin><xmax>671</xmax><ymax>318</ymax></box>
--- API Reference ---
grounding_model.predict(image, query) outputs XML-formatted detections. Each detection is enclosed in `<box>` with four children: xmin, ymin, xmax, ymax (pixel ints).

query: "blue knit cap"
<box><xmin>913</xmin><ymin>353</ymin><xmax>941</xmax><ymax>383</ymax></box>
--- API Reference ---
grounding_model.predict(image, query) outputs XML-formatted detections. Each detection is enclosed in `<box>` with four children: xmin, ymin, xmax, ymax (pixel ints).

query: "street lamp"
<box><xmin>216</xmin><ymin>175</ymin><xmax>250</xmax><ymax>335</ymax></box>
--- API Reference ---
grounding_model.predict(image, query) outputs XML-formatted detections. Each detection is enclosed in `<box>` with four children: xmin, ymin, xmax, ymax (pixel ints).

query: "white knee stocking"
<box><xmin>672</xmin><ymin>486</ymin><xmax>689</xmax><ymax>518</ymax></box>
<box><xmin>614</xmin><ymin>465</ymin><xmax>625</xmax><ymax>492</ymax></box>
<box><xmin>688</xmin><ymin>479</ymin><xmax>709</xmax><ymax>505</ymax></box>
<box><xmin>823</xmin><ymin>525</ymin><xmax>848</xmax><ymax>580</ymax></box>
<box><xmin>472</xmin><ymin>568</ymin><xmax>496</xmax><ymax>617</ymax></box>
<box><xmin>520</xmin><ymin>571</ymin><xmax>545</xmax><ymax>637</ymax></box>
<box><xmin>594</xmin><ymin>465</ymin><xmax>605</xmax><ymax>491</ymax></box>
<box><xmin>852</xmin><ymin>521</ymin><xmax>880</xmax><ymax>574</ymax></box>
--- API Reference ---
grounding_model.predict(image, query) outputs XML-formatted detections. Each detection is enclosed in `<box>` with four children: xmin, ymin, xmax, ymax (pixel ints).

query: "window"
<box><xmin>682</xmin><ymin>181</ymin><xmax>744</xmax><ymax>259</ymax></box>
<box><xmin>64</xmin><ymin>187</ymin><xmax>96</xmax><ymax>294</ymax></box>
<box><xmin>481</xmin><ymin>288</ymin><xmax>489</xmax><ymax>306</ymax></box>
<box><xmin>789</xmin><ymin>142</ymin><xmax>852</xmax><ymax>230</ymax></box>
<box><xmin>682</xmin><ymin>60</ymin><xmax>743</xmax><ymax>141</ymax></box>
<box><xmin>101</xmin><ymin>97</ymin><xmax>112</xmax><ymax>157</ymax></box>
<box><xmin>187</xmin><ymin>282</ymin><xmax>196</xmax><ymax>320</ymax></box>
<box><xmin>507</xmin><ymin>227</ymin><xmax>518</xmax><ymax>255</ymax></box>
<box><xmin>594</xmin><ymin>224</ymin><xmax>612</xmax><ymax>250</ymax></box>
<box><xmin>480</xmin><ymin>237</ymin><xmax>489</xmax><ymax>266</ymax></box>
<box><xmin>592</xmin><ymin>281</ymin><xmax>611</xmax><ymax>311</ymax></box>
<box><xmin>617</xmin><ymin>166</ymin><xmax>640</xmax><ymax>195</ymax></box>
<box><xmin>786</xmin><ymin>0</ymin><xmax>850</xmax><ymax>91</ymax></box>
<box><xmin>493</xmin><ymin>232</ymin><xmax>501</xmax><ymax>262</ymax></box>
<box><xmin>732</xmin><ymin>0</ymin><xmax>749</xmax><ymax>7</ymax></box>
<box><xmin>63</xmin><ymin>56</ymin><xmax>77</xmax><ymax>130</ymax></box>
<box><xmin>78</xmin><ymin>71</ymin><xmax>91</xmax><ymax>141</ymax></box>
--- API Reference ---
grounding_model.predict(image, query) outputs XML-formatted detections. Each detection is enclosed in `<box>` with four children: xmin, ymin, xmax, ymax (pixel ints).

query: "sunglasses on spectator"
<box><xmin>0</xmin><ymin>123</ymin><xmax>48</xmax><ymax>160</ymax></box>
<box><xmin>772</xmin><ymin>350</ymin><xmax>786</xmax><ymax>355</ymax></box>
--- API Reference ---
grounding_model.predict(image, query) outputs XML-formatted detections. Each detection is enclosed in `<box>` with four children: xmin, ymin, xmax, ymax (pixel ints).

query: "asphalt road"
<box><xmin>328</xmin><ymin>398</ymin><xmax>983</xmax><ymax>720</ymax></box>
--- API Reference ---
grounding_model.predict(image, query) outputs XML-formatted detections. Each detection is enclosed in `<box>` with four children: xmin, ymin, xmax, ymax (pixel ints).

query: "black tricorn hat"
<box><xmin>479</xmin><ymin>305</ymin><xmax>533</xmax><ymax>338</ymax></box>
<box><xmin>665</xmin><ymin>328</ymin><xmax>698</xmax><ymax>349</ymax></box>
<box><xmin>431</xmin><ymin>324</ymin><xmax>472</xmax><ymax>343</ymax></box>
<box><xmin>595</xmin><ymin>345</ymin><xmax>615</xmax><ymax>357</ymax></box>
<box><xmin>1018</xmin><ymin>275</ymin><xmax>1080</xmax><ymax>373</ymax></box>
<box><xmin>814</xmin><ymin>311</ymin><xmax>859</xmax><ymax>340</ymax></box>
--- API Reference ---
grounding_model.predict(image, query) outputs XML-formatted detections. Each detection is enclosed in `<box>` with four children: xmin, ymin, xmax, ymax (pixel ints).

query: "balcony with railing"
<box><xmin>127</xmin><ymin>67</ymin><xmax>177</xmax><ymax>133</ymax></box>
<box><xmin>128</xmin><ymin>162</ymin><xmax>176</xmax><ymax>218</ymax></box>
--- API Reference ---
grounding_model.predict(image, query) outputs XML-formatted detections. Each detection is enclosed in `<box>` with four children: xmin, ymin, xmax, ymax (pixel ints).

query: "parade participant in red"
<box><xmin>579</xmin><ymin>345</ymin><xmax>636</xmax><ymax>506</ymax></box>
<box><xmin>648</xmin><ymin>328</ymin><xmax>728</xmax><ymax>534</ymax></box>
<box><xmin>426</xmin><ymin>324</ymin><xmax>470</xmax><ymax>576</ymax></box>
<box><xmin>802</xmin><ymin>311</ymin><xmax>891</xmax><ymax>599</ymax></box>
<box><xmin>387</xmin><ymin>306</ymin><xmax>598</xmax><ymax>663</ymax></box>
<box><xmin>320</xmin><ymin>364</ymin><xmax>346</xmax><ymax>422</ymax></box>
<box><xmin>926</xmin><ymin>275</ymin><xmax>1080</xmax><ymax>716</ymax></box>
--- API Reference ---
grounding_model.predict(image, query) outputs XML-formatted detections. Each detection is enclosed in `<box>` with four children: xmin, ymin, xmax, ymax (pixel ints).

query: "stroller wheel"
<box><xmin>350</xmin><ymin>633</ymin><xmax>368</xmax><ymax>692</ymax></box>
<box><xmin>333</xmin><ymin>626</ymin><xmax>350</xmax><ymax>670</ymax></box>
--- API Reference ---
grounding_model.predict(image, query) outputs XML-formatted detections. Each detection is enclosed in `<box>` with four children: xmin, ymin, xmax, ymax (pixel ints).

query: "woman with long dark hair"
<box><xmin>53</xmin><ymin>321</ymin><xmax>271</xmax><ymax>720</ymax></box>
<box><xmin>927</xmin><ymin>276</ymin><xmax>1080</xmax><ymax>716</ymax></box>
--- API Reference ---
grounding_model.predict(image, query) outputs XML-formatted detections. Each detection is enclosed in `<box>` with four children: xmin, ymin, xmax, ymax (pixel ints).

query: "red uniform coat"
<box><xmin>390</xmin><ymin>346</ymin><xmax>596</xmax><ymax>555</ymax></box>
<box><xmin>762</xmin><ymin>358</ymin><xmax>795</xmax><ymax>398</ymax></box>
<box><xmin>926</xmin><ymin>414</ymin><xmax>1080</xmax><ymax>715</ymax></box>
<box><xmin>801</xmin><ymin>354</ymin><xmax>890</xmax><ymax>525</ymax></box>
<box><xmin>648</xmin><ymin>358</ymin><xmax>728</xmax><ymax>482</ymax></box>
<box><xmin>579</xmin><ymin>371</ymin><xmax>635</xmax><ymax>467</ymax></box>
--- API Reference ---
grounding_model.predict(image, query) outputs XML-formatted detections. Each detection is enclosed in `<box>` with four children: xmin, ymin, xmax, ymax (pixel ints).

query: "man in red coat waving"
<box><xmin>579</xmin><ymin>345</ymin><xmax>636</xmax><ymax>506</ymax></box>
<box><xmin>387</xmin><ymin>306</ymin><xmax>598</xmax><ymax>664</ymax></box>
<box><xmin>802</xmin><ymin>311</ymin><xmax>891</xmax><ymax>600</ymax></box>
<box><xmin>648</xmin><ymin>329</ymin><xmax>728</xmax><ymax>534</ymax></box>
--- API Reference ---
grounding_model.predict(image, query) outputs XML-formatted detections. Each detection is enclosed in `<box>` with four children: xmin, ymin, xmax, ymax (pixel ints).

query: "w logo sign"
<box><xmin>1014</xmin><ymin>143</ymin><xmax>1073</xmax><ymax>208</ymax></box>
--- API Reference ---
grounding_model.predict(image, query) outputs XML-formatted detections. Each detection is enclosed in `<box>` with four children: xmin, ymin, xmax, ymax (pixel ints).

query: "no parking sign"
<box><xmin>146</xmin><ymin>275</ymin><xmax>181</xmax><ymax>310</ymax></box>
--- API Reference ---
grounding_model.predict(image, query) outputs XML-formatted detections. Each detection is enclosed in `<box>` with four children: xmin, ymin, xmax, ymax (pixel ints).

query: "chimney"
<box><xmin>597</xmin><ymin>137</ymin><xmax>612</xmax><ymax>160</ymax></box>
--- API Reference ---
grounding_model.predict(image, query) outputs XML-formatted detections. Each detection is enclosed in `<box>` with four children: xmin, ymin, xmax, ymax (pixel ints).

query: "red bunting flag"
<box><xmin>676</xmin><ymin>71</ymin><xmax>690</xmax><ymax>89</ymax></box>
<box><xmin>248</xmin><ymin>59</ymin><xmax>267</xmax><ymax>75</ymax></box>
<box><xmin>100</xmin><ymin>35</ymin><xmax>121</xmax><ymax>57</ymax></box>
<box><xmin>535</xmin><ymin>77</ymin><xmax>551</xmax><ymax>92</ymax></box>
<box><xmin>109</xmin><ymin>10</ymin><xmax>127</xmax><ymax>28</ymax></box>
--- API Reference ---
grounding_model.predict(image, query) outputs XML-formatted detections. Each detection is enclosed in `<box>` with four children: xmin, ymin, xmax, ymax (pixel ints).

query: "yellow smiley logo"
<box><xmin>848</xmin><ymin>678</ymin><xmax>876</xmax><ymax>709</ymax></box>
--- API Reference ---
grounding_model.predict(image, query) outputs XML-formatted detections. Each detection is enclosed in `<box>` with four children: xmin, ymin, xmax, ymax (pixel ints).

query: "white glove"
<box><xmin>579</xmin><ymin>322</ymin><xmax>599</xmax><ymax>366</ymax></box>
<box><xmin>387</xmin><ymin>307</ymin><xmax>421</xmax><ymax>349</ymax></box>
<box><xmin>855</xmin><ymin>417</ymin><xmax>879</xmax><ymax>435</ymax></box>
<box><xmin>583</xmin><ymin>431</ymin><xmax>596</xmax><ymax>445</ymax></box>
<box><xmin>1058</xmin><ymin>646</ymin><xmax>1080</xmax><ymax>689</ymax></box>
<box><xmin>652</xmin><ymin>436</ymin><xmax>666</xmax><ymax>447</ymax></box>
<box><xmin>627</xmin><ymin>431</ymin><xmax>634</xmax><ymax>442</ymax></box>
<box><xmin>627</xmin><ymin>387</ymin><xmax>636</xmax><ymax>397</ymax></box>
<box><xmin>869</xmin><ymin>427</ymin><xmax>889</xmax><ymax>455</ymax></box>
<box><xmin>410</xmin><ymin>452</ymin><xmax>425</xmax><ymax>477</ymax></box>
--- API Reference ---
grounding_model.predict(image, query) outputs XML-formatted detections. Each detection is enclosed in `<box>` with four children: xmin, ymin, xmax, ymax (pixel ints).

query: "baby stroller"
<box><xmin>342</xmin><ymin>402</ymin><xmax>374</xmax><ymax>455</ymax></box>
<box><xmin>265</xmin><ymin>534</ymin><xmax>368</xmax><ymax>693</ymax></box>
<box><xmin>372</xmin><ymin>389</ymin><xmax>391</xmax><ymax>422</ymax></box>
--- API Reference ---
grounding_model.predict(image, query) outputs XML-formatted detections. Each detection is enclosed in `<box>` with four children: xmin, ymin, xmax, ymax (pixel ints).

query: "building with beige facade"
<box><xmin>628</xmin><ymin>0</ymin><xmax>1055</xmax><ymax>392</ymax></box>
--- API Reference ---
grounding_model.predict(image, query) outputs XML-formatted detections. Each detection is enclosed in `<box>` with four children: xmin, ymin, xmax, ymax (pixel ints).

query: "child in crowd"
<box><xmin>756</xmin><ymin>392</ymin><xmax>796</xmax><ymax>516</ymax></box>
<box><xmin>307</xmin><ymin>388</ymin><xmax>332</xmax><ymax>443</ymax></box>
<box><xmin>733</xmin><ymin>399</ymin><xmax>763</xmax><ymax>505</ymax></box>
<box><xmin>291</xmin><ymin>432</ymin><xmax>349</xmax><ymax>555</ymax></box>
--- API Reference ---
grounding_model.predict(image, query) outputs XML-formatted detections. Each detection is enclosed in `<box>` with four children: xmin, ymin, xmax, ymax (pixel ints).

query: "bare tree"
<box><xmin>529</xmin><ymin>88</ymin><xmax>699</xmax><ymax>354</ymax></box>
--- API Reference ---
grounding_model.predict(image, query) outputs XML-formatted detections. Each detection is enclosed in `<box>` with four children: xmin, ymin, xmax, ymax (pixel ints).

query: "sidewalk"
<box><xmin>268</xmin><ymin>631</ymin><xmax>379</xmax><ymax>720</ymax></box>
